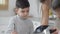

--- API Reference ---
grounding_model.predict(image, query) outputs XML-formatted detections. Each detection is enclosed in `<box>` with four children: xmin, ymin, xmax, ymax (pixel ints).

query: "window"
<box><xmin>0</xmin><ymin>0</ymin><xmax>8</xmax><ymax>10</ymax></box>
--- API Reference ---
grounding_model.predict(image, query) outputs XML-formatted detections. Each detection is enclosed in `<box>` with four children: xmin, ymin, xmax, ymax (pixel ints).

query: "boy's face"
<box><xmin>16</xmin><ymin>7</ymin><xmax>29</xmax><ymax>18</ymax></box>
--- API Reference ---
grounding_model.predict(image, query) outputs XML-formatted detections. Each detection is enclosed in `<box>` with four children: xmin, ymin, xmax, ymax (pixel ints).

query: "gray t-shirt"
<box><xmin>6</xmin><ymin>15</ymin><xmax>34</xmax><ymax>34</ymax></box>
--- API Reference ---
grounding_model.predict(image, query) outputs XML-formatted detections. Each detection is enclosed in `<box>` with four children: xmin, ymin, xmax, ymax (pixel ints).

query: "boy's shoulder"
<box><xmin>8</xmin><ymin>15</ymin><xmax>17</xmax><ymax>24</ymax></box>
<box><xmin>9</xmin><ymin>15</ymin><xmax>17</xmax><ymax>21</ymax></box>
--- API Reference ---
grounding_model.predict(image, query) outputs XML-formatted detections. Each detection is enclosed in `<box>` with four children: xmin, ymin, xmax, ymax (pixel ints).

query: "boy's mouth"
<box><xmin>22</xmin><ymin>16</ymin><xmax>28</xmax><ymax>18</ymax></box>
<box><xmin>22</xmin><ymin>16</ymin><xmax>31</xmax><ymax>18</ymax></box>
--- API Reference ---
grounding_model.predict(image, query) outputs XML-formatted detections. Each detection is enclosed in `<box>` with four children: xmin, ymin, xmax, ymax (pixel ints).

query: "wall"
<box><xmin>0</xmin><ymin>0</ymin><xmax>16</xmax><ymax>17</ymax></box>
<box><xmin>0</xmin><ymin>0</ymin><xmax>42</xmax><ymax>18</ymax></box>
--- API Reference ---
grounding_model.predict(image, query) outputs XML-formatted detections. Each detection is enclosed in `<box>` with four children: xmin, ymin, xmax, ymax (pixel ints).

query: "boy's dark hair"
<box><xmin>40</xmin><ymin>0</ymin><xmax>45</xmax><ymax>3</ymax></box>
<box><xmin>16</xmin><ymin>0</ymin><xmax>30</xmax><ymax>9</ymax></box>
<box><xmin>52</xmin><ymin>0</ymin><xmax>60</xmax><ymax>10</ymax></box>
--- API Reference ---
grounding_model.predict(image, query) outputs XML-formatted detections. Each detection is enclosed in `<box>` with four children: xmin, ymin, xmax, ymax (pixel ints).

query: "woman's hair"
<box><xmin>16</xmin><ymin>0</ymin><xmax>30</xmax><ymax>9</ymax></box>
<box><xmin>52</xmin><ymin>0</ymin><xmax>60</xmax><ymax>10</ymax></box>
<box><xmin>40</xmin><ymin>0</ymin><xmax>46</xmax><ymax>3</ymax></box>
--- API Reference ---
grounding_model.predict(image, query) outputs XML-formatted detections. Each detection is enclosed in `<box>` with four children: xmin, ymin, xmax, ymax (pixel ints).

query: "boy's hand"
<box><xmin>11</xmin><ymin>31</ymin><xmax>18</xmax><ymax>34</ymax></box>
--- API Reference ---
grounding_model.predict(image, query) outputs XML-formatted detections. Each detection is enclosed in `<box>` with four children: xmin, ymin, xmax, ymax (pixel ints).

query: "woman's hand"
<box><xmin>52</xmin><ymin>30</ymin><xmax>58</xmax><ymax>34</ymax></box>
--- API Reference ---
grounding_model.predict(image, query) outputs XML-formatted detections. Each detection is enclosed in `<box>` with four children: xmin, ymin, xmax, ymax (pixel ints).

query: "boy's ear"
<box><xmin>14</xmin><ymin>8</ymin><xmax>19</xmax><ymax>13</ymax></box>
<box><xmin>14</xmin><ymin>8</ymin><xmax>19</xmax><ymax>15</ymax></box>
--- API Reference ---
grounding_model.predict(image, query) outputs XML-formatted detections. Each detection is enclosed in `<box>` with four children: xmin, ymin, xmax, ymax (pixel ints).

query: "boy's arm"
<box><xmin>29</xmin><ymin>21</ymin><xmax>34</xmax><ymax>34</ymax></box>
<box><xmin>5</xmin><ymin>18</ymin><xmax>17</xmax><ymax>34</ymax></box>
<box><xmin>11</xmin><ymin>31</ymin><xmax>18</xmax><ymax>34</ymax></box>
<box><xmin>29</xmin><ymin>26</ymin><xmax>34</xmax><ymax>34</ymax></box>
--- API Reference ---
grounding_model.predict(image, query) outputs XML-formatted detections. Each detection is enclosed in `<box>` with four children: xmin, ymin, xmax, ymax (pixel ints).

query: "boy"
<box><xmin>6</xmin><ymin>0</ymin><xmax>34</xmax><ymax>34</ymax></box>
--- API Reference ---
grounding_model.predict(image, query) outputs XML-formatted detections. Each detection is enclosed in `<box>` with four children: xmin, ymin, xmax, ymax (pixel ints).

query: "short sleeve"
<box><xmin>5</xmin><ymin>17</ymin><xmax>15</xmax><ymax>34</ymax></box>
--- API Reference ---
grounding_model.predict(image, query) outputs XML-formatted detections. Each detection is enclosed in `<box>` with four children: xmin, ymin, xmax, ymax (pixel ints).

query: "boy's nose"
<box><xmin>24</xmin><ymin>12</ymin><xmax>28</xmax><ymax>15</ymax></box>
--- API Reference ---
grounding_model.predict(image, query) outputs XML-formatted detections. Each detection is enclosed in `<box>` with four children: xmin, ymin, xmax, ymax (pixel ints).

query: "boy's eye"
<box><xmin>27</xmin><ymin>10</ymin><xmax>29</xmax><ymax>12</ymax></box>
<box><xmin>21</xmin><ymin>10</ymin><xmax>29</xmax><ymax>13</ymax></box>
